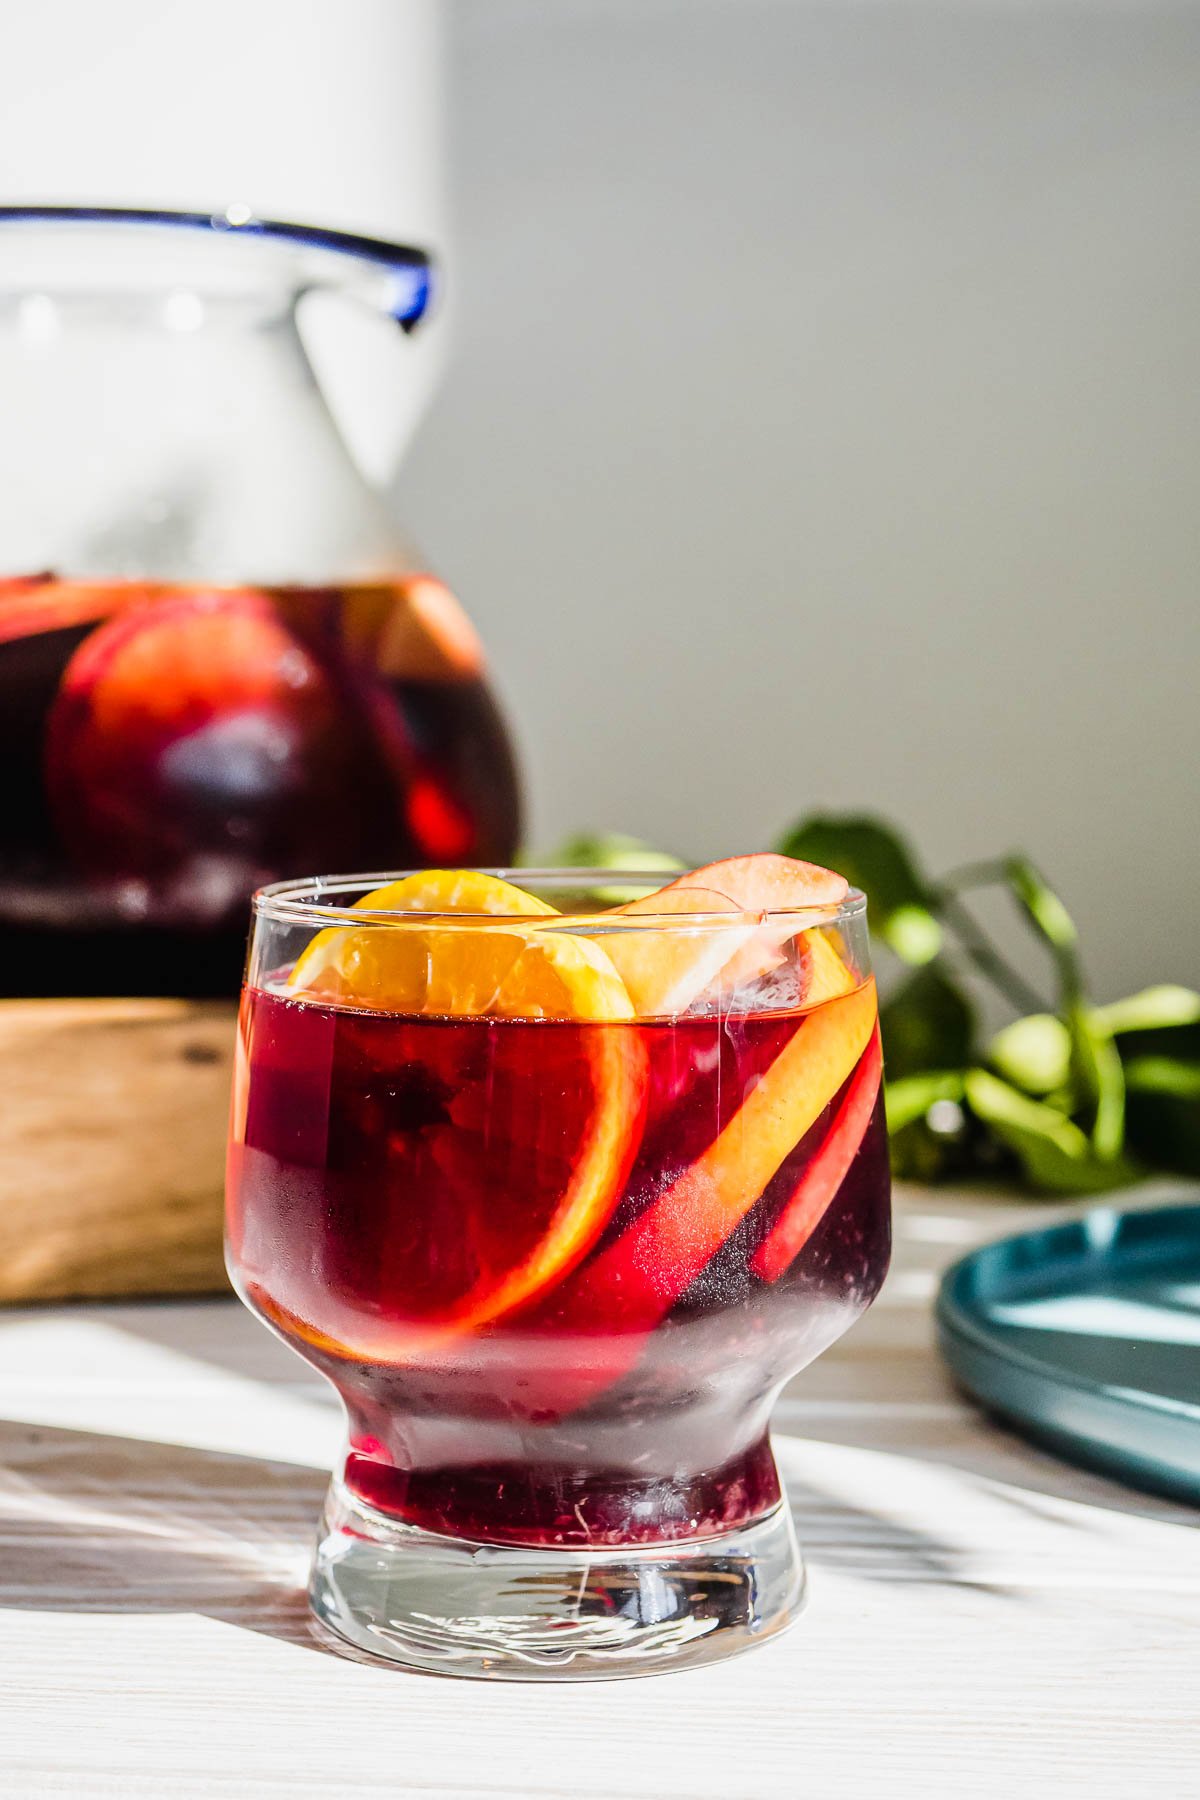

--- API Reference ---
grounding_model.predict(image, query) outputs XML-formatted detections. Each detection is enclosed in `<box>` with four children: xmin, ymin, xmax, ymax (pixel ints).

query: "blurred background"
<box><xmin>2</xmin><ymin>0</ymin><xmax>1196</xmax><ymax>1003</ymax></box>
<box><xmin>402</xmin><ymin>0</ymin><xmax>1200</xmax><ymax>999</ymax></box>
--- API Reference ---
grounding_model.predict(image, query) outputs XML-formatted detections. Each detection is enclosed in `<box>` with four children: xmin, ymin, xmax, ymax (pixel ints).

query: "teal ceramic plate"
<box><xmin>936</xmin><ymin>1202</ymin><xmax>1200</xmax><ymax>1504</ymax></box>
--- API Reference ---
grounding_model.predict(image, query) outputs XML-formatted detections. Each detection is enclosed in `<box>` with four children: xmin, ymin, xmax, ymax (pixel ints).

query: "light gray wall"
<box><xmin>400</xmin><ymin>0</ymin><xmax>1200</xmax><ymax>998</ymax></box>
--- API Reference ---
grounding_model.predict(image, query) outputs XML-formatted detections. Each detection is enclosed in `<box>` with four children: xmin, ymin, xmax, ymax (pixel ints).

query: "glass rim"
<box><xmin>252</xmin><ymin>869</ymin><xmax>867</xmax><ymax>931</ymax></box>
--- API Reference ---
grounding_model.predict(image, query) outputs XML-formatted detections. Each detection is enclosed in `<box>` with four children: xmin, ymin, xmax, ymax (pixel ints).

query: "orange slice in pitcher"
<box><xmin>0</xmin><ymin>576</ymin><xmax>167</xmax><ymax>645</ymax></box>
<box><xmin>329</xmin><ymin>573</ymin><xmax>485</xmax><ymax>680</ymax></box>
<box><xmin>287</xmin><ymin>870</ymin><xmax>647</xmax><ymax>1343</ymax></box>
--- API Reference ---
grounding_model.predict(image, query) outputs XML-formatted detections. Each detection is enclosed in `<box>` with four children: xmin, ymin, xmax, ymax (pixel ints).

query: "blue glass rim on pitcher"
<box><xmin>0</xmin><ymin>204</ymin><xmax>434</xmax><ymax>330</ymax></box>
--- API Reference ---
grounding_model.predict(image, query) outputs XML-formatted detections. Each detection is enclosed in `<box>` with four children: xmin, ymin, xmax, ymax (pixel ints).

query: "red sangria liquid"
<box><xmin>0</xmin><ymin>574</ymin><xmax>519</xmax><ymax>997</ymax></box>
<box><xmin>228</xmin><ymin>971</ymin><xmax>890</xmax><ymax>1551</ymax></box>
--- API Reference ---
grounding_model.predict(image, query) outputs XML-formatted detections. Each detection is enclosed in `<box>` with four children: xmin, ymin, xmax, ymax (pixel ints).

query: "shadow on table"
<box><xmin>0</xmin><ymin>1410</ymin><xmax>1011</xmax><ymax>1669</ymax></box>
<box><xmin>0</xmin><ymin>1417</ymin><xmax>332</xmax><ymax>1654</ymax></box>
<box><xmin>779</xmin><ymin>1459</ymin><xmax>1012</xmax><ymax>1596</ymax></box>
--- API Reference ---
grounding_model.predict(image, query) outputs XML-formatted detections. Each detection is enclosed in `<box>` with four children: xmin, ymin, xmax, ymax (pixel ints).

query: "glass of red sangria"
<box><xmin>226</xmin><ymin>853</ymin><xmax>891</xmax><ymax>1678</ymax></box>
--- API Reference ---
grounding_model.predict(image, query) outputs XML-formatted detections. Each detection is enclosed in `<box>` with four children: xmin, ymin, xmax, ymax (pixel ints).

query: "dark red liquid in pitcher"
<box><xmin>227</xmin><ymin>981</ymin><xmax>891</xmax><ymax>1549</ymax></box>
<box><xmin>0</xmin><ymin>575</ymin><xmax>519</xmax><ymax>996</ymax></box>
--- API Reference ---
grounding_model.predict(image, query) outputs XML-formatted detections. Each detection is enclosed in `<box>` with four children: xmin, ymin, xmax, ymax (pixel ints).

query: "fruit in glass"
<box><xmin>226</xmin><ymin>856</ymin><xmax>890</xmax><ymax>1677</ymax></box>
<box><xmin>0</xmin><ymin>574</ymin><xmax>519</xmax><ymax>997</ymax></box>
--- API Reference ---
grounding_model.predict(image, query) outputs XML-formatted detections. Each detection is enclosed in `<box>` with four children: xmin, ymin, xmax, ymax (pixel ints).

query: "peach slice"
<box><xmin>601</xmin><ymin>852</ymin><xmax>850</xmax><ymax>1017</ymax></box>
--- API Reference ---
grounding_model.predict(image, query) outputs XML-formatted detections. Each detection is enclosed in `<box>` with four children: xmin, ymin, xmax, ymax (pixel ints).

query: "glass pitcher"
<box><xmin>0</xmin><ymin>207</ymin><xmax>521</xmax><ymax>1001</ymax></box>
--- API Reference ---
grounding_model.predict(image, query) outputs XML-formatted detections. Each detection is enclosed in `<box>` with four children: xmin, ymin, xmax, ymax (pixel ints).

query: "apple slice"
<box><xmin>750</xmin><ymin>1025</ymin><xmax>883</xmax><ymax>1281</ymax></box>
<box><xmin>598</xmin><ymin>881</ymin><xmax>751</xmax><ymax>1018</ymax></box>
<box><xmin>522</xmin><ymin>975</ymin><xmax>878</xmax><ymax>1415</ymax></box>
<box><xmin>601</xmin><ymin>852</ymin><xmax>850</xmax><ymax>1017</ymax></box>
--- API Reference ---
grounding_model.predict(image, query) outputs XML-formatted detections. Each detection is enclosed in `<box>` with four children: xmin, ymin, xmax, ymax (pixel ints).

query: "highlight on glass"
<box><xmin>225</xmin><ymin>855</ymin><xmax>891</xmax><ymax>1678</ymax></box>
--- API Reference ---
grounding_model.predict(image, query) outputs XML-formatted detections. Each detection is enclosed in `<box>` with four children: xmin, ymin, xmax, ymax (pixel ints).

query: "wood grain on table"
<box><xmin>0</xmin><ymin>1184</ymin><xmax>1196</xmax><ymax>1800</ymax></box>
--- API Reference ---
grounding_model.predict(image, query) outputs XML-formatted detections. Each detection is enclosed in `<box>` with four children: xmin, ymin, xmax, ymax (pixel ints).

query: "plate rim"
<box><xmin>935</xmin><ymin>1199</ymin><xmax>1200</xmax><ymax>1425</ymax></box>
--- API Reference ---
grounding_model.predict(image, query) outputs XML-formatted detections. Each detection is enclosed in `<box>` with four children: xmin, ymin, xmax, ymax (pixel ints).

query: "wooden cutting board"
<box><xmin>0</xmin><ymin>997</ymin><xmax>236</xmax><ymax>1302</ymax></box>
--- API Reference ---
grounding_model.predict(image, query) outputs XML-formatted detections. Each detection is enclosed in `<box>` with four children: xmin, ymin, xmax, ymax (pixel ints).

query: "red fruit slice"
<box><xmin>404</xmin><ymin>774</ymin><xmax>477</xmax><ymax>862</ymax></box>
<box><xmin>525</xmin><ymin>976</ymin><xmax>878</xmax><ymax>1411</ymax></box>
<box><xmin>44</xmin><ymin>587</ymin><xmax>361</xmax><ymax>893</ymax></box>
<box><xmin>603</xmin><ymin>853</ymin><xmax>850</xmax><ymax>1016</ymax></box>
<box><xmin>750</xmin><ymin>1025</ymin><xmax>883</xmax><ymax>1282</ymax></box>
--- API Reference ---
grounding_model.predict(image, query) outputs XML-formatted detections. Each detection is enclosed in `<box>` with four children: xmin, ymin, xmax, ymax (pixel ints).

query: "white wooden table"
<box><xmin>0</xmin><ymin>1184</ymin><xmax>1197</xmax><ymax>1799</ymax></box>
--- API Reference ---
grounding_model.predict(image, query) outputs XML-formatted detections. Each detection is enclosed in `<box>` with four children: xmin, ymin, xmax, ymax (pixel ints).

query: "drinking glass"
<box><xmin>226</xmin><ymin>869</ymin><xmax>891</xmax><ymax>1678</ymax></box>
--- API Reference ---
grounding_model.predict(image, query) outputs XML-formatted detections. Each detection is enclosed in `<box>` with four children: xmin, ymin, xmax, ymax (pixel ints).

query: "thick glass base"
<box><xmin>309</xmin><ymin>1479</ymin><xmax>806</xmax><ymax>1680</ymax></box>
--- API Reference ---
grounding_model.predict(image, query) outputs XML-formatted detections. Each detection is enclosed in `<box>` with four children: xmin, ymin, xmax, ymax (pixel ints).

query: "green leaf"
<box><xmin>879</xmin><ymin>965</ymin><xmax>976</xmax><ymax>1080</ymax></box>
<box><xmin>886</xmin><ymin>904</ymin><xmax>944</xmax><ymax>965</ymax></box>
<box><xmin>888</xmin><ymin>1121</ymin><xmax>956</xmax><ymax>1183</ymax></box>
<box><xmin>991</xmin><ymin>859</ymin><xmax>1123</xmax><ymax>1154</ymax></box>
<box><xmin>885</xmin><ymin>1069</ymin><xmax>967</xmax><ymax>1134</ymax></box>
<box><xmin>526</xmin><ymin>833</ymin><xmax>686</xmax><ymax>905</ymax></box>
<box><xmin>1066</xmin><ymin>1002</ymin><xmax>1126</xmax><ymax>1160</ymax></box>
<box><xmin>1093</xmin><ymin>985</ymin><xmax>1200</xmax><ymax>1035</ymax></box>
<box><xmin>988</xmin><ymin>1013</ymin><xmax>1072</xmax><ymax>1096</ymax></box>
<box><xmin>1123</xmin><ymin>1055</ymin><xmax>1200</xmax><ymax>1176</ymax></box>
<box><xmin>963</xmin><ymin>1069</ymin><xmax>1136</xmax><ymax>1195</ymax></box>
<box><xmin>887</xmin><ymin>1071</ymin><xmax>1002</xmax><ymax>1182</ymax></box>
<box><xmin>1004</xmin><ymin>856</ymin><xmax>1083</xmax><ymax>1003</ymax></box>
<box><xmin>1124</xmin><ymin>1056</ymin><xmax>1200</xmax><ymax>1099</ymax></box>
<box><xmin>1095</xmin><ymin>985</ymin><xmax>1200</xmax><ymax>1066</ymax></box>
<box><xmin>776</xmin><ymin>814</ymin><xmax>941</xmax><ymax>964</ymax></box>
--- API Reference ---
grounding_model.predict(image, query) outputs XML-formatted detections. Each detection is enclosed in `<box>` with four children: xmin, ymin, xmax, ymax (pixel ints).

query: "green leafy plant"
<box><xmin>541</xmin><ymin>821</ymin><xmax>1200</xmax><ymax>1196</ymax></box>
<box><xmin>780</xmin><ymin>814</ymin><xmax>1200</xmax><ymax>1192</ymax></box>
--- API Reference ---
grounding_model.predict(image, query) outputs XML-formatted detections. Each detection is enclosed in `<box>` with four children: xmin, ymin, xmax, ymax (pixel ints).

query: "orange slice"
<box><xmin>291</xmin><ymin>869</ymin><xmax>633</xmax><ymax>1022</ymax></box>
<box><xmin>0</xmin><ymin>576</ymin><xmax>166</xmax><ymax>645</ymax></box>
<box><xmin>328</xmin><ymin>574</ymin><xmax>485</xmax><ymax>680</ymax></box>
<box><xmin>286</xmin><ymin>870</ymin><xmax>646</xmax><ymax>1342</ymax></box>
